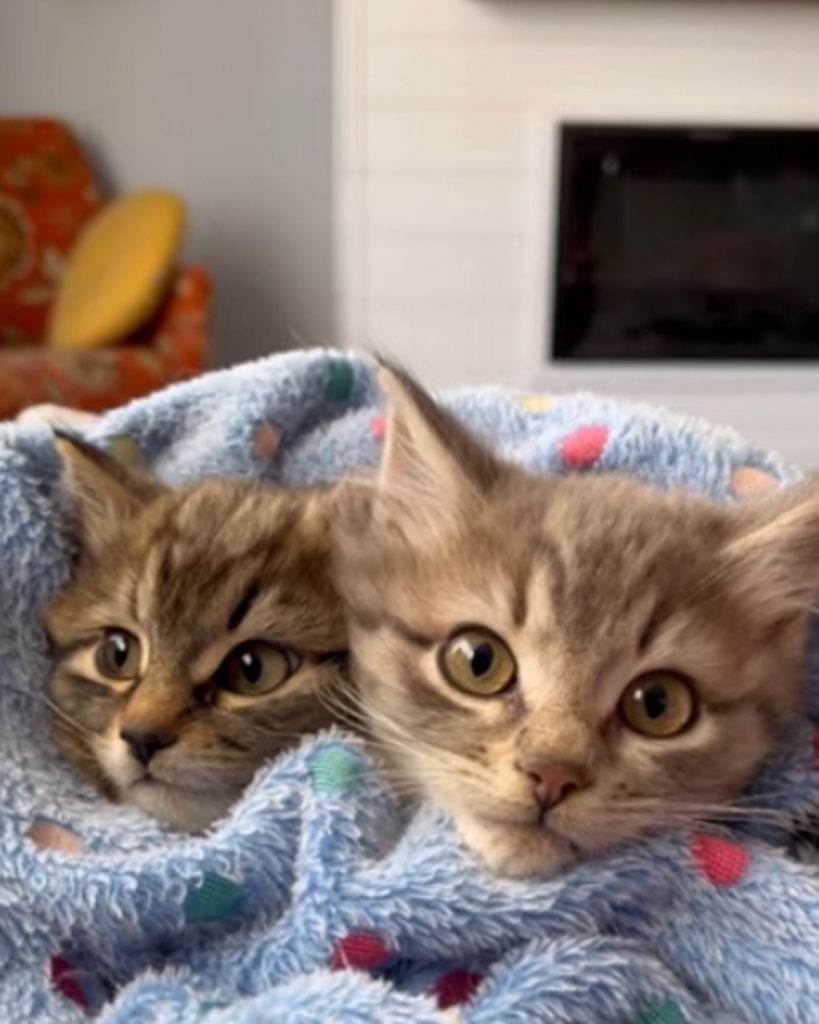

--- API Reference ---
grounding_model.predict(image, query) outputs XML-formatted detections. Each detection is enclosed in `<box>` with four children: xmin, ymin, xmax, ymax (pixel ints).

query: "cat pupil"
<box><xmin>643</xmin><ymin>685</ymin><xmax>668</xmax><ymax>720</ymax></box>
<box><xmin>111</xmin><ymin>635</ymin><xmax>129</xmax><ymax>667</ymax></box>
<box><xmin>471</xmin><ymin>643</ymin><xmax>494</xmax><ymax>677</ymax></box>
<box><xmin>241</xmin><ymin>651</ymin><xmax>263</xmax><ymax>685</ymax></box>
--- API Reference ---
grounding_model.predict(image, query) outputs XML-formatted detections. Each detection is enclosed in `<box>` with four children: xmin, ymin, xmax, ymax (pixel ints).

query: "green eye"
<box><xmin>95</xmin><ymin>630</ymin><xmax>141</xmax><ymax>680</ymax></box>
<box><xmin>439</xmin><ymin>627</ymin><xmax>516</xmax><ymax>696</ymax></box>
<box><xmin>218</xmin><ymin>641</ymin><xmax>298</xmax><ymax>697</ymax></box>
<box><xmin>619</xmin><ymin>672</ymin><xmax>697</xmax><ymax>738</ymax></box>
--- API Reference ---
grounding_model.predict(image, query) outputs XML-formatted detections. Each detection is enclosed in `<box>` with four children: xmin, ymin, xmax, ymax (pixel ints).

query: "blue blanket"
<box><xmin>3</xmin><ymin>349</ymin><xmax>819</xmax><ymax>1023</ymax></box>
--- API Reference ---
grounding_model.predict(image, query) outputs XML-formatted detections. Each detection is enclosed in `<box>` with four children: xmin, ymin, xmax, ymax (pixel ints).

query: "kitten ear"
<box><xmin>55</xmin><ymin>433</ymin><xmax>164</xmax><ymax>552</ymax></box>
<box><xmin>375</xmin><ymin>363</ymin><xmax>505</xmax><ymax>531</ymax></box>
<box><xmin>725</xmin><ymin>489</ymin><xmax>819</xmax><ymax>612</ymax></box>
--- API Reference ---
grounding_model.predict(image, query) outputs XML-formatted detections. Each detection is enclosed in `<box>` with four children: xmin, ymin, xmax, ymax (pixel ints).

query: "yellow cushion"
<box><xmin>49</xmin><ymin>190</ymin><xmax>185</xmax><ymax>349</ymax></box>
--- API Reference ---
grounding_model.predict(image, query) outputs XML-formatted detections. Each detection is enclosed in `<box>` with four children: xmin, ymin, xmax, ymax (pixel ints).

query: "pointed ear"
<box><xmin>375</xmin><ymin>363</ymin><xmax>505</xmax><ymax>535</ymax></box>
<box><xmin>724</xmin><ymin>490</ymin><xmax>819</xmax><ymax>613</ymax></box>
<box><xmin>55</xmin><ymin>433</ymin><xmax>164</xmax><ymax>552</ymax></box>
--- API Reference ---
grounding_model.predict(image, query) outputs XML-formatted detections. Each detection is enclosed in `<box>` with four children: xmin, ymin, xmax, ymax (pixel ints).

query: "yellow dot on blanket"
<box><xmin>519</xmin><ymin>395</ymin><xmax>553</xmax><ymax>413</ymax></box>
<box><xmin>730</xmin><ymin>466</ymin><xmax>780</xmax><ymax>499</ymax></box>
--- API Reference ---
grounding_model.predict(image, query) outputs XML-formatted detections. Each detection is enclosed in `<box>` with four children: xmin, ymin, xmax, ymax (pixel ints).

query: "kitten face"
<box><xmin>44</xmin><ymin>437</ymin><xmax>347</xmax><ymax>831</ymax></box>
<box><xmin>333</xmin><ymin>369</ymin><xmax>819</xmax><ymax>877</ymax></box>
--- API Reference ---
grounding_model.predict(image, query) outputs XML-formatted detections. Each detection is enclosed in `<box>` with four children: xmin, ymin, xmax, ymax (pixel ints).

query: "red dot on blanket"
<box><xmin>331</xmin><ymin>932</ymin><xmax>391</xmax><ymax>971</ymax></box>
<box><xmin>559</xmin><ymin>425</ymin><xmax>609</xmax><ymax>470</ymax></box>
<box><xmin>27</xmin><ymin>818</ymin><xmax>85</xmax><ymax>856</ymax></box>
<box><xmin>730</xmin><ymin>466</ymin><xmax>779</xmax><ymax>499</ymax></box>
<box><xmin>50</xmin><ymin>955</ymin><xmax>89</xmax><ymax>1009</ymax></box>
<box><xmin>370</xmin><ymin>414</ymin><xmax>386</xmax><ymax>441</ymax></box>
<box><xmin>810</xmin><ymin>728</ymin><xmax>819</xmax><ymax>771</ymax></box>
<box><xmin>691</xmin><ymin>833</ymin><xmax>749</xmax><ymax>887</ymax></box>
<box><xmin>252</xmin><ymin>422</ymin><xmax>283</xmax><ymax>462</ymax></box>
<box><xmin>435</xmin><ymin>969</ymin><xmax>483</xmax><ymax>1009</ymax></box>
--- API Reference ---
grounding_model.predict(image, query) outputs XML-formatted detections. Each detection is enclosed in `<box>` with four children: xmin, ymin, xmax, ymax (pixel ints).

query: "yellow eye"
<box><xmin>218</xmin><ymin>641</ymin><xmax>297</xmax><ymax>697</ymax></box>
<box><xmin>439</xmin><ymin>628</ymin><xmax>516</xmax><ymax>696</ymax></box>
<box><xmin>619</xmin><ymin>672</ymin><xmax>696</xmax><ymax>738</ymax></box>
<box><xmin>94</xmin><ymin>630</ymin><xmax>141</xmax><ymax>680</ymax></box>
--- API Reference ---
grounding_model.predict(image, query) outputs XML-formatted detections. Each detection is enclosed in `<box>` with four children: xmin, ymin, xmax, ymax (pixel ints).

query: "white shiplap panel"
<box><xmin>365</xmin><ymin>175</ymin><xmax>527</xmax><ymax>235</ymax></box>
<box><xmin>334</xmin><ymin>0</ymin><xmax>819</xmax><ymax>463</ymax></box>
<box><xmin>367</xmin><ymin>40</ymin><xmax>819</xmax><ymax>106</ymax></box>
<box><xmin>364</xmin><ymin>300</ymin><xmax>526</xmax><ymax>385</ymax></box>
<box><xmin>366</xmin><ymin>109</ymin><xmax>530</xmax><ymax>172</ymax></box>
<box><xmin>367</xmin><ymin>0</ymin><xmax>550</xmax><ymax>37</ymax></box>
<box><xmin>368</xmin><ymin>0</ymin><xmax>819</xmax><ymax>48</ymax></box>
<box><xmin>367</xmin><ymin>238</ymin><xmax>526</xmax><ymax>300</ymax></box>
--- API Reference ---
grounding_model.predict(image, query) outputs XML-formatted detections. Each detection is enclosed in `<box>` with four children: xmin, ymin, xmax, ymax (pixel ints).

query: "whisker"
<box><xmin>316</xmin><ymin>681</ymin><xmax>493</xmax><ymax>788</ymax></box>
<box><xmin>3</xmin><ymin>684</ymin><xmax>89</xmax><ymax>739</ymax></box>
<box><xmin>604</xmin><ymin>798</ymin><xmax>797</xmax><ymax>830</ymax></box>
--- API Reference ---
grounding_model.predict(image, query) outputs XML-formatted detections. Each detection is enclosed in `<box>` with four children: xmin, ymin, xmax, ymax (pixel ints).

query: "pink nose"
<box><xmin>518</xmin><ymin>760</ymin><xmax>583</xmax><ymax>811</ymax></box>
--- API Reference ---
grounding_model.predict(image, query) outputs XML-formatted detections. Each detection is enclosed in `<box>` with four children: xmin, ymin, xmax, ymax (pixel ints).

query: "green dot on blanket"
<box><xmin>184</xmin><ymin>873</ymin><xmax>247</xmax><ymax>923</ymax></box>
<box><xmin>309</xmin><ymin>746</ymin><xmax>363</xmax><ymax>796</ymax></box>
<box><xmin>636</xmin><ymin>998</ymin><xmax>685</xmax><ymax>1024</ymax></box>
<box><xmin>324</xmin><ymin>358</ymin><xmax>354</xmax><ymax>402</ymax></box>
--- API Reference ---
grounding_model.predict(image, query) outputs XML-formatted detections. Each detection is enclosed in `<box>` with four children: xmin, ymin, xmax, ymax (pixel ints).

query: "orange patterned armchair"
<box><xmin>0</xmin><ymin>119</ymin><xmax>209</xmax><ymax>418</ymax></box>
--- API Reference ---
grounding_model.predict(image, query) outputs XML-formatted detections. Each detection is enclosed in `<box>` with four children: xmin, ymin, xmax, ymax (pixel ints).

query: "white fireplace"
<box><xmin>333</xmin><ymin>0</ymin><xmax>819</xmax><ymax>465</ymax></box>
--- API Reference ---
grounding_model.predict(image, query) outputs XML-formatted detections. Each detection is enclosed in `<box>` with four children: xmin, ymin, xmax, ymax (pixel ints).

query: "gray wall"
<box><xmin>0</xmin><ymin>0</ymin><xmax>334</xmax><ymax>366</ymax></box>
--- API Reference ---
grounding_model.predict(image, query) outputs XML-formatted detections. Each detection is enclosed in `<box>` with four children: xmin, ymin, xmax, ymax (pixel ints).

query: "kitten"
<box><xmin>332</xmin><ymin>367</ymin><xmax>819</xmax><ymax>877</ymax></box>
<box><xmin>44</xmin><ymin>435</ymin><xmax>348</xmax><ymax>832</ymax></box>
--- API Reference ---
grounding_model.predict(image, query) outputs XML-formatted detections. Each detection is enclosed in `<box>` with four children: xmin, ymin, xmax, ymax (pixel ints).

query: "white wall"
<box><xmin>0</xmin><ymin>0</ymin><xmax>334</xmax><ymax>366</ymax></box>
<box><xmin>335</xmin><ymin>0</ymin><xmax>819</xmax><ymax>465</ymax></box>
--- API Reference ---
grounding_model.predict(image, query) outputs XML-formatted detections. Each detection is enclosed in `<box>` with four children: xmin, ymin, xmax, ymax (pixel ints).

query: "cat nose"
<box><xmin>120</xmin><ymin>726</ymin><xmax>176</xmax><ymax>767</ymax></box>
<box><xmin>518</xmin><ymin>760</ymin><xmax>584</xmax><ymax>812</ymax></box>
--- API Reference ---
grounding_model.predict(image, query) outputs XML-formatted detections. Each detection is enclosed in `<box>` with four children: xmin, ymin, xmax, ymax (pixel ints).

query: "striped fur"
<box><xmin>44</xmin><ymin>438</ymin><xmax>349</xmax><ymax>831</ymax></box>
<box><xmin>332</xmin><ymin>367</ymin><xmax>819</xmax><ymax>877</ymax></box>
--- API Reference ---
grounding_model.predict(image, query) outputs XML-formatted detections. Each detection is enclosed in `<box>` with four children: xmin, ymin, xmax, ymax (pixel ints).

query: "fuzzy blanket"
<box><xmin>3</xmin><ymin>349</ymin><xmax>819</xmax><ymax>1024</ymax></box>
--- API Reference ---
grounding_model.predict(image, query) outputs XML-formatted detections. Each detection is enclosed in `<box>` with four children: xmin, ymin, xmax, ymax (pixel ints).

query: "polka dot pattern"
<box><xmin>27</xmin><ymin>817</ymin><xmax>85</xmax><ymax>856</ymax></box>
<box><xmin>691</xmin><ymin>834</ymin><xmax>749</xmax><ymax>887</ymax></box>
<box><xmin>331</xmin><ymin>932</ymin><xmax>390</xmax><ymax>971</ymax></box>
<box><xmin>635</xmin><ymin>998</ymin><xmax>686</xmax><ymax>1024</ymax></box>
<box><xmin>252</xmin><ymin>421</ymin><xmax>283</xmax><ymax>463</ymax></box>
<box><xmin>559</xmin><ymin>425</ymin><xmax>609</xmax><ymax>470</ymax></box>
<box><xmin>6</xmin><ymin>352</ymin><xmax>816</xmax><ymax>1022</ymax></box>
<box><xmin>309</xmin><ymin>746</ymin><xmax>363</xmax><ymax>796</ymax></box>
<box><xmin>184</xmin><ymin>873</ymin><xmax>246</xmax><ymax>923</ymax></box>
<box><xmin>435</xmin><ymin>969</ymin><xmax>483</xmax><ymax>1009</ymax></box>
<box><xmin>324</xmin><ymin>358</ymin><xmax>354</xmax><ymax>402</ymax></box>
<box><xmin>730</xmin><ymin>466</ymin><xmax>779</xmax><ymax>499</ymax></box>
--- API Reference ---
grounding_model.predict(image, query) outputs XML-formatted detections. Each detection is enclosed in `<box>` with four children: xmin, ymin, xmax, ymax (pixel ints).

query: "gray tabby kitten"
<box><xmin>44</xmin><ymin>435</ymin><xmax>348</xmax><ymax>831</ymax></box>
<box><xmin>332</xmin><ymin>367</ymin><xmax>819</xmax><ymax>877</ymax></box>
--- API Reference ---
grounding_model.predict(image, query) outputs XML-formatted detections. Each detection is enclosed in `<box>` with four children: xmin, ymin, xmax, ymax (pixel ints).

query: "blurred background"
<box><xmin>3</xmin><ymin>0</ymin><xmax>819</xmax><ymax>463</ymax></box>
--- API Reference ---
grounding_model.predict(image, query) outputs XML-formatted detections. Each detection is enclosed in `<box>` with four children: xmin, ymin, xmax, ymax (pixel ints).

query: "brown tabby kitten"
<box><xmin>332</xmin><ymin>367</ymin><xmax>819</xmax><ymax>877</ymax></box>
<box><xmin>44</xmin><ymin>435</ymin><xmax>348</xmax><ymax>832</ymax></box>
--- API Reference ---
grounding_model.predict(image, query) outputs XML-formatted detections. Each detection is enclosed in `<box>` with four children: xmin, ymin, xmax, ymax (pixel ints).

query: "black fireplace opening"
<box><xmin>552</xmin><ymin>123</ymin><xmax>819</xmax><ymax>361</ymax></box>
